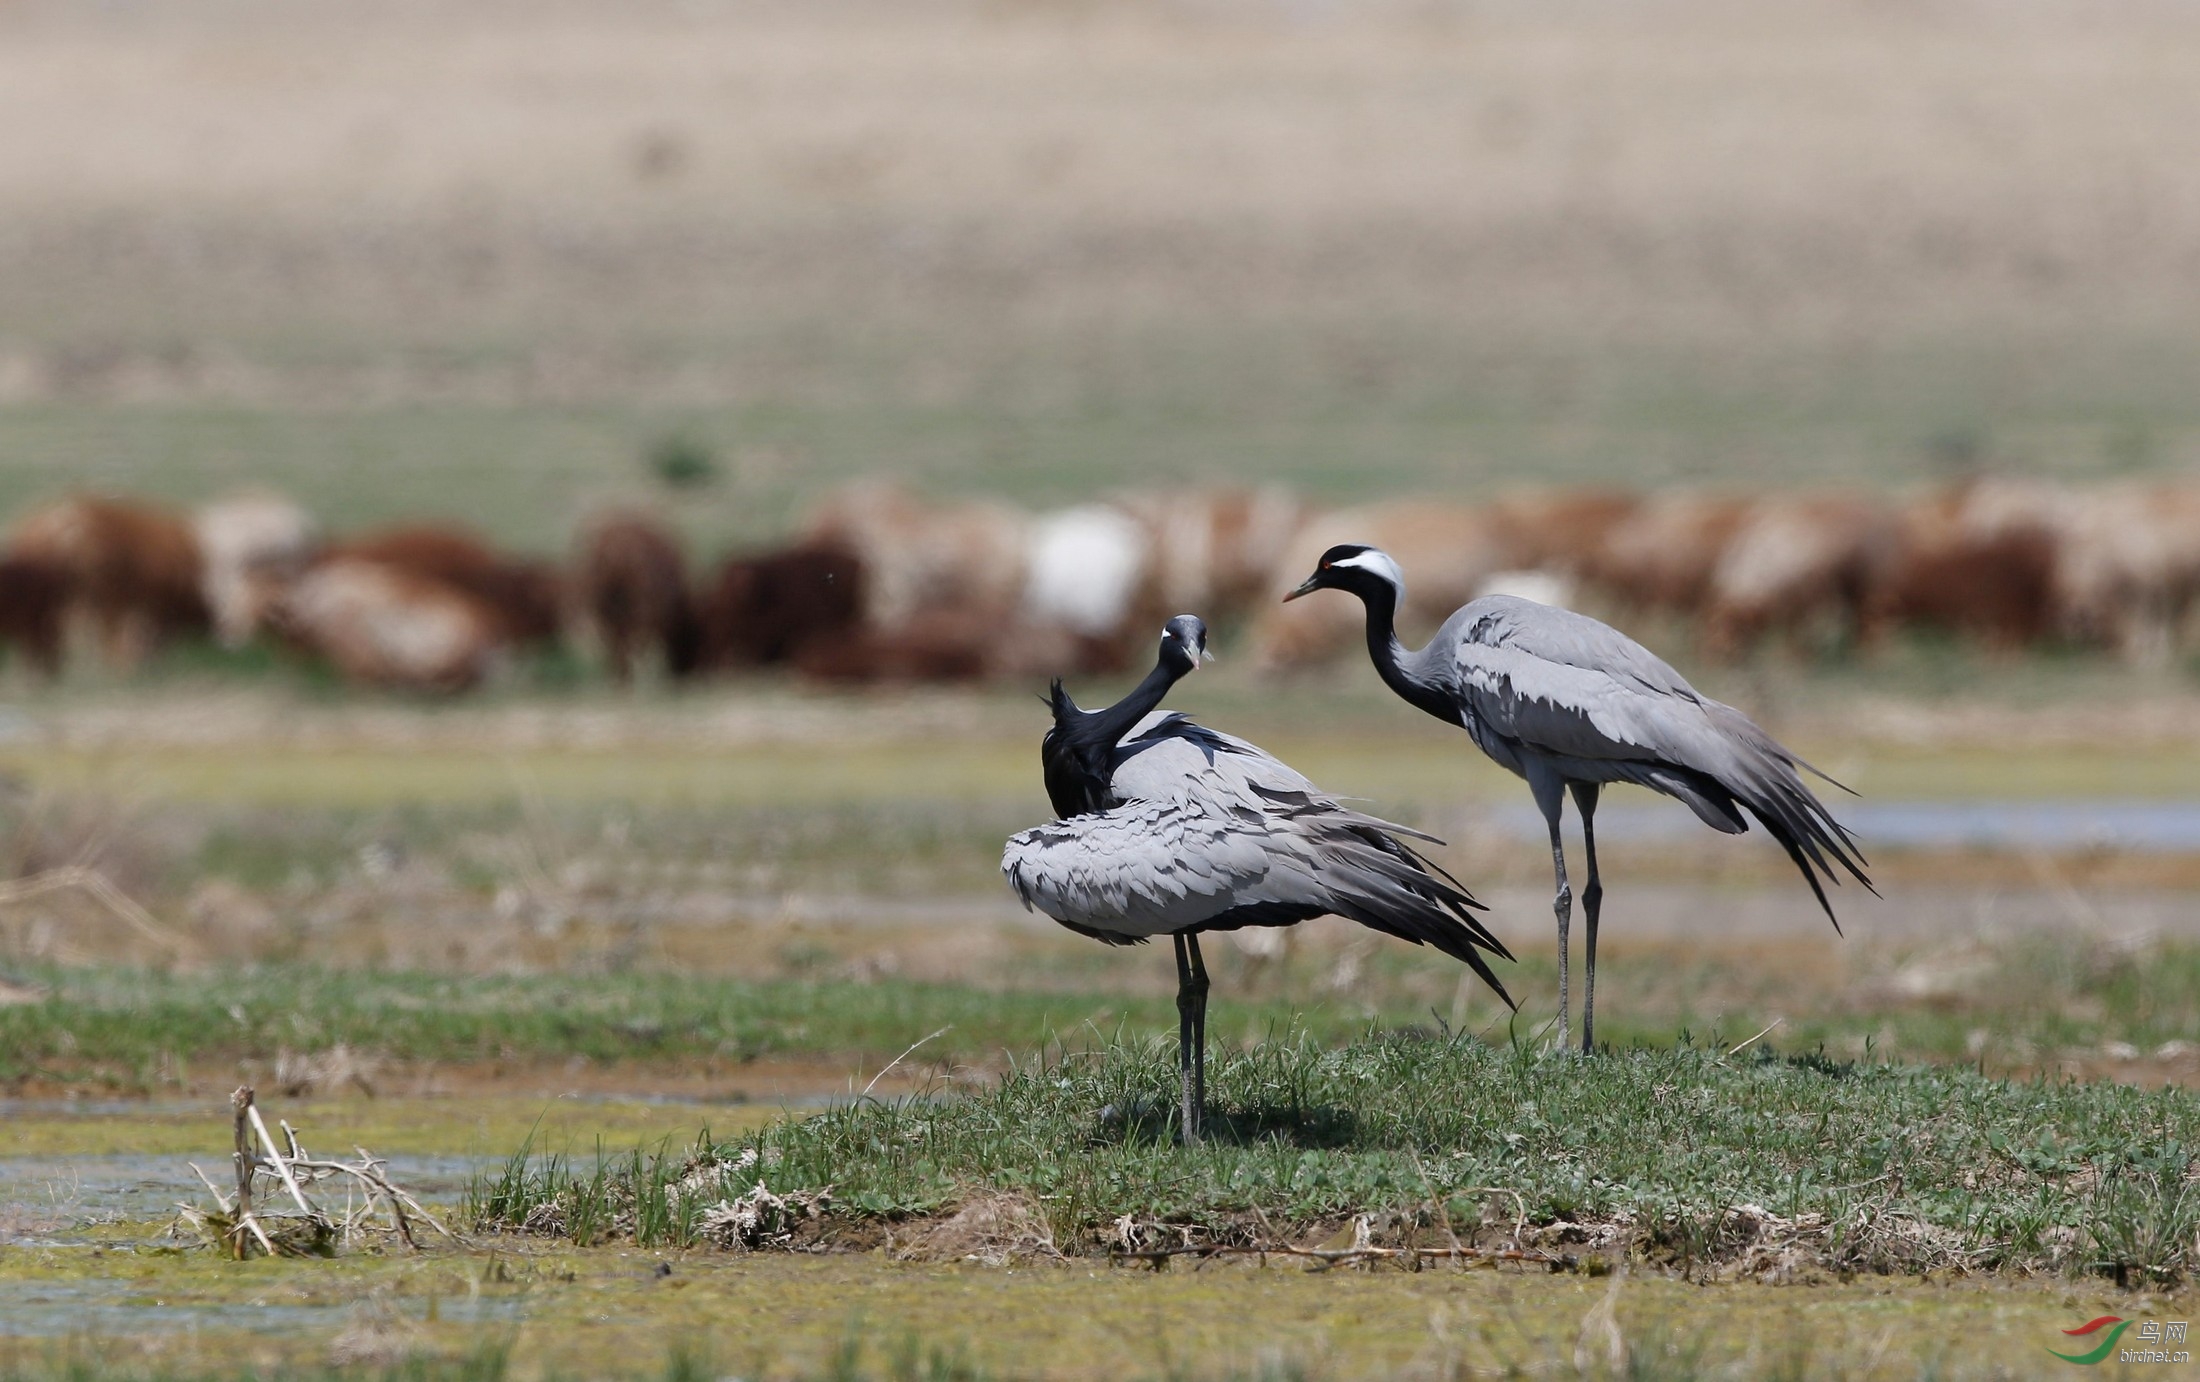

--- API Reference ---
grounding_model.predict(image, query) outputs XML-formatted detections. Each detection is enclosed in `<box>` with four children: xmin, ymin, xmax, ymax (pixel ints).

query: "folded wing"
<box><xmin>1448</xmin><ymin>597</ymin><xmax>1871</xmax><ymax>923</ymax></box>
<box><xmin>1003</xmin><ymin>766</ymin><xmax>1515</xmax><ymax>1007</ymax></box>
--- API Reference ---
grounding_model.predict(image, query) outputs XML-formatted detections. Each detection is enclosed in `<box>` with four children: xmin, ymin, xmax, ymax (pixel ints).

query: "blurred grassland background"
<box><xmin>3</xmin><ymin>0</ymin><xmax>2199</xmax><ymax>549</ymax></box>
<box><xmin>5</xmin><ymin>0</ymin><xmax>2200</xmax><ymax>1085</ymax></box>
<box><xmin>9</xmin><ymin>7</ymin><xmax>2200</xmax><ymax>1375</ymax></box>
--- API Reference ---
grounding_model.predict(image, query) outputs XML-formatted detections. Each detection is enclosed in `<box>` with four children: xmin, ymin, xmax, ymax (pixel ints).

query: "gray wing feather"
<box><xmin>1447</xmin><ymin>596</ymin><xmax>1701</xmax><ymax>699</ymax></box>
<box><xmin>1448</xmin><ymin>597</ymin><xmax>1790</xmax><ymax>788</ymax></box>
<box><xmin>1108</xmin><ymin>717</ymin><xmax>1318</xmax><ymax>809</ymax></box>
<box><xmin>1002</xmin><ymin>799</ymin><xmax>1314</xmax><ymax>939</ymax></box>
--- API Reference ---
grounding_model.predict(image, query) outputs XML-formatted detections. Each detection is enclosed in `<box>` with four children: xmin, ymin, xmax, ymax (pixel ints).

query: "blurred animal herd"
<box><xmin>0</xmin><ymin>476</ymin><xmax>2195</xmax><ymax>693</ymax></box>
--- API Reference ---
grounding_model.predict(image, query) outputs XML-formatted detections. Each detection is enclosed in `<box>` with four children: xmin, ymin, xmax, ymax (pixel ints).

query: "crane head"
<box><xmin>1161</xmin><ymin>613</ymin><xmax>1213</xmax><ymax>672</ymax></box>
<box><xmin>1285</xmin><ymin>544</ymin><xmax>1404</xmax><ymax>603</ymax></box>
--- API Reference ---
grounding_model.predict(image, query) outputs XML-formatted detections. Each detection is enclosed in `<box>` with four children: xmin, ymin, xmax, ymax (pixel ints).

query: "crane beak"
<box><xmin>1282</xmin><ymin>574</ymin><xmax>1321</xmax><ymax>603</ymax></box>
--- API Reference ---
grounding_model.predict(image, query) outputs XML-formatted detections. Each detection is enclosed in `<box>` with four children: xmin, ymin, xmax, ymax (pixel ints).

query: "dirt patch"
<box><xmin>489</xmin><ymin>1194</ymin><xmax>2042</xmax><ymax>1286</ymax></box>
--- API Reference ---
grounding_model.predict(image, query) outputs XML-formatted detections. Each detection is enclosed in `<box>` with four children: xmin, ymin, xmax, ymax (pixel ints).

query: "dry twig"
<box><xmin>175</xmin><ymin>1086</ymin><xmax>462</xmax><ymax>1258</ymax></box>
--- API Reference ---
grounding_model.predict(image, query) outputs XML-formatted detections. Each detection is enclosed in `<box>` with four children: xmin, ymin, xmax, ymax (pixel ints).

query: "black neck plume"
<box><xmin>1086</xmin><ymin>654</ymin><xmax>1184</xmax><ymax>750</ymax></box>
<box><xmin>1354</xmin><ymin>578</ymin><xmax>1455</xmax><ymax>724</ymax></box>
<box><xmin>1041</xmin><ymin>650</ymin><xmax>1191</xmax><ymax>817</ymax></box>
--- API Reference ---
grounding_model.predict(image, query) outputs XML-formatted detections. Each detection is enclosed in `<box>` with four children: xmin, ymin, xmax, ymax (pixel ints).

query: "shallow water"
<box><xmin>0</xmin><ymin>1152</ymin><xmax>489</xmax><ymax>1246</ymax></box>
<box><xmin>1488</xmin><ymin>796</ymin><xmax>2200</xmax><ymax>852</ymax></box>
<box><xmin>0</xmin><ymin>1276</ymin><xmax>523</xmax><ymax>1338</ymax></box>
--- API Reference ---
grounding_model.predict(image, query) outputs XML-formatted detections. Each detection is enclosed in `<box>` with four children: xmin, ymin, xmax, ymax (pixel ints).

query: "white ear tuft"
<box><xmin>1333</xmin><ymin>549</ymin><xmax>1406</xmax><ymax>590</ymax></box>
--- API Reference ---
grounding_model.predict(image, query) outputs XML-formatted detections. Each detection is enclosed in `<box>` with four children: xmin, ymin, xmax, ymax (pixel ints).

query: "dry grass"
<box><xmin>1</xmin><ymin>1</ymin><xmax>2197</xmax><ymax>544</ymax></box>
<box><xmin>10</xmin><ymin>0</ymin><xmax>2199</xmax><ymax>343</ymax></box>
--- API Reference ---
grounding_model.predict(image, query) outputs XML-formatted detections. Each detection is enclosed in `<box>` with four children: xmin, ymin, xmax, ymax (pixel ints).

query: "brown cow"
<box><xmin>1484</xmin><ymin>488</ymin><xmax>1642</xmax><ymax>576</ymax></box>
<box><xmin>803</xmin><ymin>483</ymin><xmax>1028</xmax><ymax>629</ymax></box>
<box><xmin>1577</xmin><ymin>492</ymin><xmax>1753</xmax><ymax>625</ymax></box>
<box><xmin>6</xmin><ymin>495</ymin><xmax>208</xmax><ymax>669</ymax></box>
<box><xmin>268</xmin><ymin>556</ymin><xmax>506</xmax><ymax>693</ymax></box>
<box><xmin>698</xmin><ymin>541</ymin><xmax>866</xmax><ymax>670</ymax></box>
<box><xmin>329</xmin><ymin>524</ymin><xmax>564</xmax><ymax>649</ymax></box>
<box><xmin>792</xmin><ymin>607</ymin><xmax>996</xmax><ymax>684</ymax></box>
<box><xmin>1865</xmin><ymin>488</ymin><xmax>2059</xmax><ymax>652</ymax></box>
<box><xmin>1703</xmin><ymin>493</ymin><xmax>1898</xmax><ymax>658</ymax></box>
<box><xmin>1114</xmin><ymin>486</ymin><xmax>1311</xmax><ymax>626</ymax></box>
<box><xmin>794</xmin><ymin>603</ymin><xmax>1120</xmax><ymax>685</ymax></box>
<box><xmin>2052</xmin><ymin>481</ymin><xmax>2200</xmax><ymax>662</ymax></box>
<box><xmin>573</xmin><ymin>512</ymin><xmax>699</xmax><ymax>683</ymax></box>
<box><xmin>0</xmin><ymin>556</ymin><xmax>66</xmax><ymax>677</ymax></box>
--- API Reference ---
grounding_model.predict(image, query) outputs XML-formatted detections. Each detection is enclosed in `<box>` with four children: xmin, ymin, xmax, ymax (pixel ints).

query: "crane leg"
<box><xmin>1189</xmin><ymin>935</ymin><xmax>1210</xmax><ymax>1138</ymax></box>
<box><xmin>1571</xmin><ymin>782</ymin><xmax>1604</xmax><ymax>1054</ymax></box>
<box><xmin>1530</xmin><ymin>771</ymin><xmax>1571</xmax><ymax>1049</ymax></box>
<box><xmin>1174</xmin><ymin>933</ymin><xmax>1210</xmax><ymax>1142</ymax></box>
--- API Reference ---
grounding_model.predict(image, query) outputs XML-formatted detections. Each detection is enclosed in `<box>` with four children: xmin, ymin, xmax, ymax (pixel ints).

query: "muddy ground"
<box><xmin>4</xmin><ymin>1091</ymin><xmax>2197</xmax><ymax>1380</ymax></box>
<box><xmin>2</xmin><ymin>683</ymin><xmax>2198</xmax><ymax>1374</ymax></box>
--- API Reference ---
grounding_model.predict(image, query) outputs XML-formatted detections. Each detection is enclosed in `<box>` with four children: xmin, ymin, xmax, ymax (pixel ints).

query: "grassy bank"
<box><xmin>473</xmin><ymin>1034</ymin><xmax>2200</xmax><ymax>1287</ymax></box>
<box><xmin>9</xmin><ymin>932</ymin><xmax>2200</xmax><ymax>1096</ymax></box>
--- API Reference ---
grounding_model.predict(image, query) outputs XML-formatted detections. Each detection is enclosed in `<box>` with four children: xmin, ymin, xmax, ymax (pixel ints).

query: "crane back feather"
<box><xmin>1005</xmin><ymin>710</ymin><xmax>1515</xmax><ymax>1007</ymax></box>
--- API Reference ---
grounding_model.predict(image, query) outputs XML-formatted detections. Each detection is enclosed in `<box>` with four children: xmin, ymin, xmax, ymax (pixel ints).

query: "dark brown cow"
<box><xmin>698</xmin><ymin>541</ymin><xmax>866</xmax><ymax>670</ymax></box>
<box><xmin>329</xmin><ymin>524</ymin><xmax>564</xmax><ymax>649</ymax></box>
<box><xmin>573</xmin><ymin>513</ymin><xmax>699</xmax><ymax>682</ymax></box>
<box><xmin>1867</xmin><ymin>498</ymin><xmax>2058</xmax><ymax>652</ymax></box>
<box><xmin>0</xmin><ymin>556</ymin><xmax>66</xmax><ymax>676</ymax></box>
<box><xmin>792</xmin><ymin>607</ymin><xmax>993</xmax><ymax>684</ymax></box>
<box><xmin>6</xmin><ymin>495</ymin><xmax>209</xmax><ymax>668</ymax></box>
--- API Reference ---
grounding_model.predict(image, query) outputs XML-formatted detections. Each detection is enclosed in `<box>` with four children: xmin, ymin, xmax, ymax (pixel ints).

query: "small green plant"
<box><xmin>646</xmin><ymin>434</ymin><xmax>718</xmax><ymax>489</ymax></box>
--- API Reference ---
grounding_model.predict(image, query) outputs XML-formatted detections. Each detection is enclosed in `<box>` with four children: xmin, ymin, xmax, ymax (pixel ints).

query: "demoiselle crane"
<box><xmin>1286</xmin><ymin>547</ymin><xmax>1871</xmax><ymax>1053</ymax></box>
<box><xmin>1004</xmin><ymin>615</ymin><xmax>1515</xmax><ymax>1140</ymax></box>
